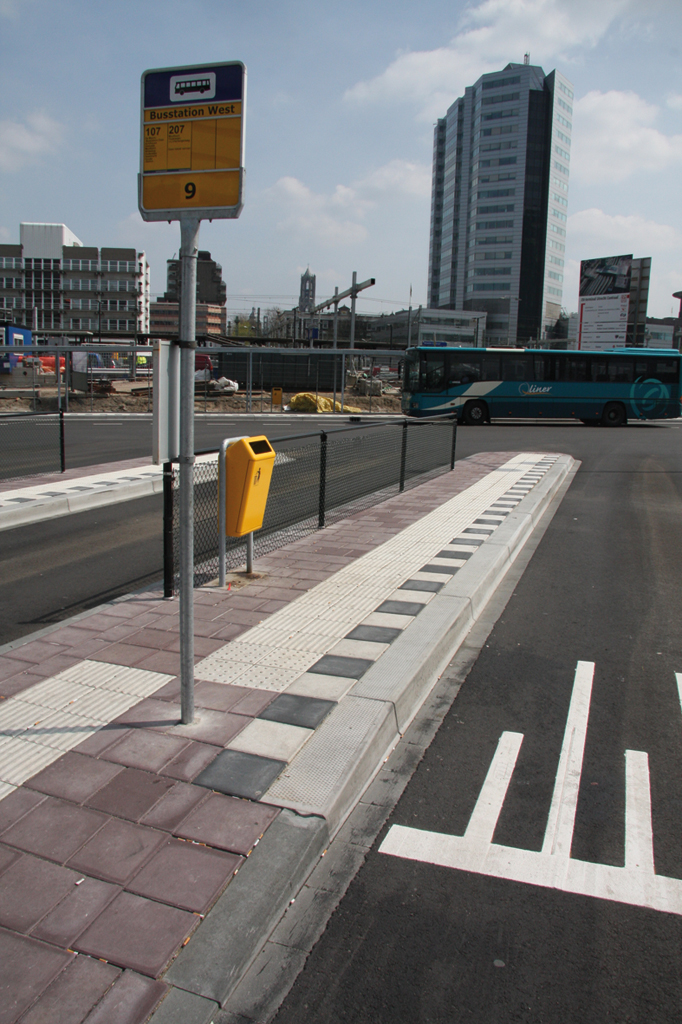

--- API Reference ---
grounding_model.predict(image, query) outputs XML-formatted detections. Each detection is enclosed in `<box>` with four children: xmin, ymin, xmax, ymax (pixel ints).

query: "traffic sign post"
<box><xmin>140</xmin><ymin>62</ymin><xmax>246</xmax><ymax>724</ymax></box>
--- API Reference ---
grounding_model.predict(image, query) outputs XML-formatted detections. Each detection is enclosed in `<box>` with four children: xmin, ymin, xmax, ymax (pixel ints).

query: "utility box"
<box><xmin>225</xmin><ymin>436</ymin><xmax>276</xmax><ymax>536</ymax></box>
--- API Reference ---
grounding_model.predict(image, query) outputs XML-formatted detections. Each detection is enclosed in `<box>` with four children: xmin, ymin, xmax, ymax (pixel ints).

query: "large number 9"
<box><xmin>185</xmin><ymin>182</ymin><xmax>196</xmax><ymax>199</ymax></box>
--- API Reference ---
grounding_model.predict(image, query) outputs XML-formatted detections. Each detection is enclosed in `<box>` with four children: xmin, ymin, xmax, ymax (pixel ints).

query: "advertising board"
<box><xmin>578</xmin><ymin>254</ymin><xmax>632</xmax><ymax>350</ymax></box>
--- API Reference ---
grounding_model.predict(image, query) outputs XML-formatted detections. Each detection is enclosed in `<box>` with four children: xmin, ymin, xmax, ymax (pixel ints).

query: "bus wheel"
<box><xmin>463</xmin><ymin>400</ymin><xmax>488</xmax><ymax>425</ymax></box>
<box><xmin>601</xmin><ymin>402</ymin><xmax>626</xmax><ymax>427</ymax></box>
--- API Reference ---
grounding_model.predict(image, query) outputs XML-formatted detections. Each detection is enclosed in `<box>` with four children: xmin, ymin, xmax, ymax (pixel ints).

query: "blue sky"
<box><xmin>1</xmin><ymin>0</ymin><xmax>681</xmax><ymax>320</ymax></box>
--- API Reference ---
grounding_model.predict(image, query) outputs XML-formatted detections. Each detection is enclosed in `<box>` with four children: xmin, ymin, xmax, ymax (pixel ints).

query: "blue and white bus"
<box><xmin>402</xmin><ymin>346</ymin><xmax>682</xmax><ymax>426</ymax></box>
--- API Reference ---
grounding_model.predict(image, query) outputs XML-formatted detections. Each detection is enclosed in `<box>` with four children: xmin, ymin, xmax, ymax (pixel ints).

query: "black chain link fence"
<box><xmin>166</xmin><ymin>417</ymin><xmax>456</xmax><ymax>593</ymax></box>
<box><xmin>0</xmin><ymin>411</ymin><xmax>65</xmax><ymax>482</ymax></box>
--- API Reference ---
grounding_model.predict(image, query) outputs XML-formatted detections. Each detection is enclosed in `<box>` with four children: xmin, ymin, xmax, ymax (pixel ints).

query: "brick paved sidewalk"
<box><xmin>0</xmin><ymin>451</ymin><xmax>527</xmax><ymax>1024</ymax></box>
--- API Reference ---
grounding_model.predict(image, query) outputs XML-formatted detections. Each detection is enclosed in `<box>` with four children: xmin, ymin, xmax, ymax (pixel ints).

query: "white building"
<box><xmin>0</xmin><ymin>223</ymin><xmax>150</xmax><ymax>335</ymax></box>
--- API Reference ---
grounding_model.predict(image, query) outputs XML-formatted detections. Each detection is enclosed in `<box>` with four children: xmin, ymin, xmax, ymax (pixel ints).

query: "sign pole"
<box><xmin>178</xmin><ymin>215</ymin><xmax>200</xmax><ymax>724</ymax></box>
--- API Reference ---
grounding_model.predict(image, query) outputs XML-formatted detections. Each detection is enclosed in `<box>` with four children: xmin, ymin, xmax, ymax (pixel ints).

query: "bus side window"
<box><xmin>607</xmin><ymin>357</ymin><xmax>633</xmax><ymax>383</ymax></box>
<box><xmin>651</xmin><ymin>360</ymin><xmax>677</xmax><ymax>383</ymax></box>
<box><xmin>534</xmin><ymin>356</ymin><xmax>553</xmax><ymax>381</ymax></box>
<box><xmin>566</xmin><ymin>357</ymin><xmax>587</xmax><ymax>382</ymax></box>
<box><xmin>591</xmin><ymin>360</ymin><xmax>608</xmax><ymax>382</ymax></box>
<box><xmin>447</xmin><ymin>355</ymin><xmax>482</xmax><ymax>386</ymax></box>
<box><xmin>483</xmin><ymin>355</ymin><xmax>500</xmax><ymax>380</ymax></box>
<box><xmin>502</xmin><ymin>355</ymin><xmax>532</xmax><ymax>381</ymax></box>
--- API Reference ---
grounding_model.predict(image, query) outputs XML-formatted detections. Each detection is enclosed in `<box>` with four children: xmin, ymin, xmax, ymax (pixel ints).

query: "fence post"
<box><xmin>450</xmin><ymin>418</ymin><xmax>457</xmax><ymax>470</ymax></box>
<box><xmin>318</xmin><ymin>430</ymin><xmax>327</xmax><ymax>529</ymax></box>
<box><xmin>399</xmin><ymin>420</ymin><xmax>408</xmax><ymax>492</ymax></box>
<box><xmin>59</xmin><ymin>410</ymin><xmax>65</xmax><ymax>473</ymax></box>
<box><xmin>163</xmin><ymin>461</ymin><xmax>174</xmax><ymax>599</ymax></box>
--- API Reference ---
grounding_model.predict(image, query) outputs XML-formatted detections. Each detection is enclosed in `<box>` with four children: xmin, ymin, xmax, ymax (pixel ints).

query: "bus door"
<box><xmin>498</xmin><ymin>353</ymin><xmax>531</xmax><ymax>418</ymax></box>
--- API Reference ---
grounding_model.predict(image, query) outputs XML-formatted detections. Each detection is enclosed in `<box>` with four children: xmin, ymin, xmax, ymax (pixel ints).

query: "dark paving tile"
<box><xmin>258</xmin><ymin>693</ymin><xmax>336</xmax><ymax>730</ymax></box>
<box><xmin>0</xmin><ymin>787</ymin><xmax>45</xmax><ymax>835</ymax></box>
<box><xmin>84</xmin><ymin>768</ymin><xmax>176</xmax><ymax>822</ymax></box>
<box><xmin>435</xmin><ymin>549</ymin><xmax>469</xmax><ymax>559</ymax></box>
<box><xmin>419</xmin><ymin>564</ymin><xmax>456</xmax><ymax>575</ymax></box>
<box><xmin>463</xmin><ymin>526</ymin><xmax>494</xmax><ymax>535</ymax></box>
<box><xmin>89</xmin><ymin>643</ymin><xmax>153</xmax><ymax>667</ymax></box>
<box><xmin>450</xmin><ymin>537</ymin><xmax>482</xmax><ymax>546</ymax></box>
<box><xmin>135</xmin><ymin>651</ymin><xmax>182</xmax><ymax>676</ymax></box>
<box><xmin>149</xmin><ymin>677</ymin><xmax>181</xmax><ymax>702</ymax></box>
<box><xmin>73</xmin><ymin>727</ymin><xmax>132</xmax><ymax>757</ymax></box>
<box><xmin>0</xmin><ymin>927</ymin><xmax>74</xmax><ymax>1024</ymax></box>
<box><xmin>376</xmin><ymin>599</ymin><xmax>425</xmax><ymax>616</ymax></box>
<box><xmin>0</xmin><ymin>843</ymin><xmax>21</xmax><ymax>878</ymax></box>
<box><xmin>111</xmin><ymin>698</ymin><xmax>180</xmax><ymax>732</ymax></box>
<box><xmin>158</xmin><ymin>740</ymin><xmax>221</xmax><ymax>782</ymax></box>
<box><xmin>100</xmin><ymin>730</ymin><xmax>190</xmax><ymax>773</ymax></box>
<box><xmin>19</xmin><ymin>947</ymin><xmax>120</xmax><ymax>1024</ymax></box>
<box><xmin>399</xmin><ymin>579</ymin><xmax>444</xmax><ymax>593</ymax></box>
<box><xmin>126</xmin><ymin>838</ymin><xmax>241</xmax><ymax>913</ymax></box>
<box><xmin>170</xmin><ymin>708</ymin><xmax>250</xmax><ymax>747</ymax></box>
<box><xmin>0</xmin><ymin>854</ymin><xmax>80</xmax><ymax>933</ymax></box>
<box><xmin>32</xmin><ymin>876</ymin><xmax>120</xmax><ymax>947</ymax></box>
<box><xmin>79</xmin><ymin>969</ymin><xmax>167</xmax><ymax>1024</ymax></box>
<box><xmin>174</xmin><ymin>792</ymin><xmax>280</xmax><ymax>855</ymax></box>
<box><xmin>308</xmin><ymin>654</ymin><xmax>373</xmax><ymax>679</ymax></box>
<box><xmin>139</xmin><ymin>782</ymin><xmax>208</xmax><ymax>830</ymax></box>
<box><xmin>66</xmin><ymin>819</ymin><xmax>166</xmax><ymax>885</ymax></box>
<box><xmin>446</xmin><ymin>546</ymin><xmax>472</xmax><ymax>557</ymax></box>
<box><xmin>345</xmin><ymin>624</ymin><xmax>402</xmax><ymax>644</ymax></box>
<box><xmin>193</xmin><ymin>680</ymin><xmax>255</xmax><ymax>712</ymax></box>
<box><xmin>75</xmin><ymin>891</ymin><xmax>196</xmax><ymax>978</ymax></box>
<box><xmin>229</xmin><ymin>688</ymin><xmax>276</xmax><ymax>717</ymax></box>
<box><xmin>194</xmin><ymin>749</ymin><xmax>286</xmax><ymax>801</ymax></box>
<box><xmin>1</xmin><ymin>798</ymin><xmax>108</xmax><ymax>864</ymax></box>
<box><xmin>474</xmin><ymin>517</ymin><xmax>501</xmax><ymax>526</ymax></box>
<box><xmin>24</xmin><ymin>751</ymin><xmax>124</xmax><ymax>804</ymax></box>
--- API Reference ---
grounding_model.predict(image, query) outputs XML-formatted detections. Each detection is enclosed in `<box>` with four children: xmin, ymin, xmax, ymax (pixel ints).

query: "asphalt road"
<box><xmin>270</xmin><ymin>420</ymin><xmax>682</xmax><ymax>1024</ymax></box>
<box><xmin>60</xmin><ymin>413</ymin><xmax>388</xmax><ymax>469</ymax></box>
<box><xmin>0</xmin><ymin>493</ymin><xmax>163</xmax><ymax>646</ymax></box>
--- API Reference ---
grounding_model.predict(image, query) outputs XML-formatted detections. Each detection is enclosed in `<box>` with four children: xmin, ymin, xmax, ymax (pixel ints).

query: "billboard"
<box><xmin>578</xmin><ymin>254</ymin><xmax>632</xmax><ymax>350</ymax></box>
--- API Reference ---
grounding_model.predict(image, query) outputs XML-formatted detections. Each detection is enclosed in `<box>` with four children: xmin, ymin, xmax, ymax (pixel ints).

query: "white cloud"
<box><xmin>0</xmin><ymin>112</ymin><xmax>63</xmax><ymax>172</ymax></box>
<box><xmin>345</xmin><ymin>0</ymin><xmax>631</xmax><ymax>120</ymax></box>
<box><xmin>262</xmin><ymin>159</ymin><xmax>431</xmax><ymax>247</ymax></box>
<box><xmin>571</xmin><ymin>90</ymin><xmax>682</xmax><ymax>182</ymax></box>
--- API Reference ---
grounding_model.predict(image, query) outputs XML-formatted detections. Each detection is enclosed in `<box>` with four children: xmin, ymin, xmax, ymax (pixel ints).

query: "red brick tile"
<box><xmin>72</xmin><ymin>968</ymin><xmax>167</xmax><ymax>1024</ymax></box>
<box><xmin>0</xmin><ymin>928</ymin><xmax>74</xmax><ymax>1023</ymax></box>
<box><xmin>6</xmin><ymin>640</ymin><xmax>69</xmax><ymax>665</ymax></box>
<box><xmin>134</xmin><ymin>650</ymin><xmax>182</xmax><ymax>675</ymax></box>
<box><xmin>203</xmin><ymin>622</ymin><xmax>247</xmax><ymax>642</ymax></box>
<box><xmin>29</xmin><ymin>655</ymin><xmax>82</xmax><ymax>678</ymax></box>
<box><xmin>122</xmin><ymin>628</ymin><xmax>178</xmax><ymax>651</ymax></box>
<box><xmin>0</xmin><ymin>656</ymin><xmax>34</xmax><ymax>683</ymax></box>
<box><xmin>19</xmin><ymin>952</ymin><xmax>120</xmax><ymax>1024</ymax></box>
<box><xmin>0</xmin><ymin>670</ymin><xmax>45</xmax><ymax>699</ymax></box>
<box><xmin>90</xmin><ymin>644</ymin><xmax>154</xmax><ymax>667</ymax></box>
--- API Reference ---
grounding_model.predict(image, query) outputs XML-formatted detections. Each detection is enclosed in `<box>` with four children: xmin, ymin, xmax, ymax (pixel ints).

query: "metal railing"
<box><xmin>164</xmin><ymin>416</ymin><xmax>457</xmax><ymax>595</ymax></box>
<box><xmin>0</xmin><ymin>410</ymin><xmax>65</xmax><ymax>482</ymax></box>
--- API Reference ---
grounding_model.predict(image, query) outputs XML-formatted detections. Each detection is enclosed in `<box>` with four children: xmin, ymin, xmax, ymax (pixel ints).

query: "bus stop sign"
<box><xmin>139</xmin><ymin>61</ymin><xmax>246</xmax><ymax>221</ymax></box>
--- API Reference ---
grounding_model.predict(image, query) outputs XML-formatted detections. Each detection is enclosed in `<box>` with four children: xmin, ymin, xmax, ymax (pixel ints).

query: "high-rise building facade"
<box><xmin>164</xmin><ymin>250</ymin><xmax>226</xmax><ymax>306</ymax></box>
<box><xmin>427</xmin><ymin>62</ymin><xmax>573</xmax><ymax>345</ymax></box>
<box><xmin>0</xmin><ymin>223</ymin><xmax>150</xmax><ymax>335</ymax></box>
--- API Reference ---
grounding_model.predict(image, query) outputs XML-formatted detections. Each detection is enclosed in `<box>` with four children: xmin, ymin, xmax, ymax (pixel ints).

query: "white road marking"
<box><xmin>542</xmin><ymin>661</ymin><xmax>594</xmax><ymax>859</ymax></box>
<box><xmin>379</xmin><ymin>662</ymin><xmax>682</xmax><ymax>916</ymax></box>
<box><xmin>464</xmin><ymin>732</ymin><xmax>524</xmax><ymax>845</ymax></box>
<box><xmin>624</xmin><ymin>750</ymin><xmax>655</xmax><ymax>874</ymax></box>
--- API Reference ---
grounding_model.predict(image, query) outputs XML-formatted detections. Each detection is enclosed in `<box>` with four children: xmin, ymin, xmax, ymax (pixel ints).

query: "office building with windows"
<box><xmin>163</xmin><ymin>250</ymin><xmax>226</xmax><ymax>306</ymax></box>
<box><xmin>0</xmin><ymin>223</ymin><xmax>150</xmax><ymax>335</ymax></box>
<box><xmin>427</xmin><ymin>61</ymin><xmax>573</xmax><ymax>345</ymax></box>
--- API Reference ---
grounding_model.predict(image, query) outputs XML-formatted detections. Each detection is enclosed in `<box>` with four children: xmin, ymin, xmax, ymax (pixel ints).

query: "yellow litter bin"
<box><xmin>225</xmin><ymin>436</ymin><xmax>276</xmax><ymax>537</ymax></box>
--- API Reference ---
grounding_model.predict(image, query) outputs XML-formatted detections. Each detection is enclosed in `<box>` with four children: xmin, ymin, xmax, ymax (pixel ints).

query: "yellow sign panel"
<box><xmin>140</xmin><ymin>62</ymin><xmax>245</xmax><ymax>221</ymax></box>
<box><xmin>142</xmin><ymin>171</ymin><xmax>240</xmax><ymax>211</ymax></box>
<box><xmin>143</xmin><ymin>119</ymin><xmax>242</xmax><ymax>174</ymax></box>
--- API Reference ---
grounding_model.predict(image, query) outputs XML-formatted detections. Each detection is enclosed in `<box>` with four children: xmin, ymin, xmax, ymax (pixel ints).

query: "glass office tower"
<box><xmin>427</xmin><ymin>62</ymin><xmax>573</xmax><ymax>345</ymax></box>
